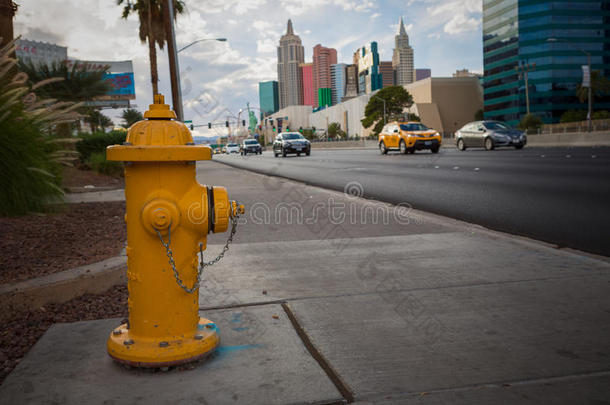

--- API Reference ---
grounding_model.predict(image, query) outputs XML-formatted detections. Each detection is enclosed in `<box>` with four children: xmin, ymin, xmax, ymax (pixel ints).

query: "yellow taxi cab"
<box><xmin>378</xmin><ymin>121</ymin><xmax>441</xmax><ymax>155</ymax></box>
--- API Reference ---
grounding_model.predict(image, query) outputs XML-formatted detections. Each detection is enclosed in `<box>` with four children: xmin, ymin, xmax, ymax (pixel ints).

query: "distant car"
<box><xmin>378</xmin><ymin>121</ymin><xmax>441</xmax><ymax>155</ymax></box>
<box><xmin>273</xmin><ymin>132</ymin><xmax>311</xmax><ymax>157</ymax></box>
<box><xmin>241</xmin><ymin>139</ymin><xmax>262</xmax><ymax>155</ymax></box>
<box><xmin>225</xmin><ymin>143</ymin><xmax>240</xmax><ymax>154</ymax></box>
<box><xmin>455</xmin><ymin>121</ymin><xmax>526</xmax><ymax>151</ymax></box>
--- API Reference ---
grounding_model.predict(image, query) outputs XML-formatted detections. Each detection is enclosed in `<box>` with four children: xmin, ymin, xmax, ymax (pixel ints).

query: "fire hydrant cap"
<box><xmin>143</xmin><ymin>94</ymin><xmax>177</xmax><ymax>120</ymax></box>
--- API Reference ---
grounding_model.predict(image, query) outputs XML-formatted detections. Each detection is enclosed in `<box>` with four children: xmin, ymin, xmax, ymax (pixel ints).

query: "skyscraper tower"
<box><xmin>392</xmin><ymin>17</ymin><xmax>414</xmax><ymax>86</ymax></box>
<box><xmin>312</xmin><ymin>44</ymin><xmax>337</xmax><ymax>108</ymax></box>
<box><xmin>277</xmin><ymin>19</ymin><xmax>305</xmax><ymax>109</ymax></box>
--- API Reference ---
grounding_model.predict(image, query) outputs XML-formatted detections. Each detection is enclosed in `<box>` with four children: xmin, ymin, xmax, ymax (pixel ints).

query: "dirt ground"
<box><xmin>0</xmin><ymin>285</ymin><xmax>128</xmax><ymax>384</ymax></box>
<box><xmin>62</xmin><ymin>165</ymin><xmax>124</xmax><ymax>191</ymax></box>
<box><xmin>0</xmin><ymin>201</ymin><xmax>126</xmax><ymax>284</ymax></box>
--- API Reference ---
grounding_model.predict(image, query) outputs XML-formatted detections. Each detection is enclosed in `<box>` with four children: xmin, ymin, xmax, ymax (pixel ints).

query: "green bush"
<box><xmin>560</xmin><ymin>110</ymin><xmax>587</xmax><ymax>123</ymax></box>
<box><xmin>518</xmin><ymin>114</ymin><xmax>543</xmax><ymax>134</ymax></box>
<box><xmin>87</xmin><ymin>152</ymin><xmax>124</xmax><ymax>178</ymax></box>
<box><xmin>76</xmin><ymin>130</ymin><xmax>126</xmax><ymax>162</ymax></box>
<box><xmin>592</xmin><ymin>110</ymin><xmax>610</xmax><ymax>120</ymax></box>
<box><xmin>0</xmin><ymin>117</ymin><xmax>64</xmax><ymax>216</ymax></box>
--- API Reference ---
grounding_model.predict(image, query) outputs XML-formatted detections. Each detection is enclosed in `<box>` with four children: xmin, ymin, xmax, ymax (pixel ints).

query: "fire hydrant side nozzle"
<box><xmin>105</xmin><ymin>94</ymin><xmax>243</xmax><ymax>368</ymax></box>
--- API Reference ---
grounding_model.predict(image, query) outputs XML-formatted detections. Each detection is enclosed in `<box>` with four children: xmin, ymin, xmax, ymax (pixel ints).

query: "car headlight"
<box><xmin>284</xmin><ymin>141</ymin><xmax>291</xmax><ymax>146</ymax></box>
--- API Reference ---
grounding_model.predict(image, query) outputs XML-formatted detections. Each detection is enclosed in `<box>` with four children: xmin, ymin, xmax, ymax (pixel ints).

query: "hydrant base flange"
<box><xmin>107</xmin><ymin>318</ymin><xmax>219</xmax><ymax>368</ymax></box>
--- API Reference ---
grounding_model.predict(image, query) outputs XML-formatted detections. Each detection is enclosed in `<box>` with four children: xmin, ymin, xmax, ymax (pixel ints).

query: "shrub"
<box><xmin>87</xmin><ymin>152</ymin><xmax>124</xmax><ymax>178</ymax></box>
<box><xmin>560</xmin><ymin>110</ymin><xmax>587</xmax><ymax>123</ymax></box>
<box><xmin>76</xmin><ymin>130</ymin><xmax>126</xmax><ymax>162</ymax></box>
<box><xmin>518</xmin><ymin>114</ymin><xmax>543</xmax><ymax>134</ymax></box>
<box><xmin>592</xmin><ymin>110</ymin><xmax>610</xmax><ymax>120</ymax></box>
<box><xmin>0</xmin><ymin>39</ymin><xmax>81</xmax><ymax>216</ymax></box>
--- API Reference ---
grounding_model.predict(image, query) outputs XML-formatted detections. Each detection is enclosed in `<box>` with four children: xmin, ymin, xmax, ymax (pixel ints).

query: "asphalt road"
<box><xmin>215</xmin><ymin>146</ymin><xmax>610</xmax><ymax>257</ymax></box>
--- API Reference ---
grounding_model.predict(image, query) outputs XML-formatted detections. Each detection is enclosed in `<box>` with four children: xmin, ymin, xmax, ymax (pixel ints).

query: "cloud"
<box><xmin>426</xmin><ymin>0</ymin><xmax>481</xmax><ymax>35</ymax></box>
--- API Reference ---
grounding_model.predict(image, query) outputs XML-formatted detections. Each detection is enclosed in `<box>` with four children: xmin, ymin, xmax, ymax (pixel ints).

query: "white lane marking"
<box><xmin>540</xmin><ymin>155</ymin><xmax>546</xmax><ymax>158</ymax></box>
<box><xmin>566</xmin><ymin>155</ymin><xmax>571</xmax><ymax>158</ymax></box>
<box><xmin>474</xmin><ymin>167</ymin><xmax>480</xmax><ymax>171</ymax></box>
<box><xmin>434</xmin><ymin>165</ymin><xmax>440</xmax><ymax>169</ymax></box>
<box><xmin>592</xmin><ymin>155</ymin><xmax>597</xmax><ymax>159</ymax></box>
<box><xmin>453</xmin><ymin>166</ymin><xmax>459</xmax><ymax>170</ymax></box>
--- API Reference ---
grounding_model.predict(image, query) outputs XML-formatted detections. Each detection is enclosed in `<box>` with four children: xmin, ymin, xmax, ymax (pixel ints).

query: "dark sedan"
<box><xmin>455</xmin><ymin>120</ymin><xmax>527</xmax><ymax>151</ymax></box>
<box><xmin>273</xmin><ymin>132</ymin><xmax>311</xmax><ymax>157</ymax></box>
<box><xmin>240</xmin><ymin>139</ymin><xmax>262</xmax><ymax>155</ymax></box>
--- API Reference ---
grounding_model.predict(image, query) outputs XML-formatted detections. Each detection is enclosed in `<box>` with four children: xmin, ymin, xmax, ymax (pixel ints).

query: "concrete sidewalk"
<box><xmin>1</xmin><ymin>161</ymin><xmax>609</xmax><ymax>404</ymax></box>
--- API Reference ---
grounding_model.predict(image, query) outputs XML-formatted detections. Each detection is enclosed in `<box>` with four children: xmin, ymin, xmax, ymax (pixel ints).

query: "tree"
<box><xmin>474</xmin><ymin>109</ymin><xmax>484</xmax><ymax>121</ymax></box>
<box><xmin>327</xmin><ymin>122</ymin><xmax>341</xmax><ymax>139</ymax></box>
<box><xmin>85</xmin><ymin>110</ymin><xmax>113</xmax><ymax>132</ymax></box>
<box><xmin>361</xmin><ymin>86</ymin><xmax>414</xmax><ymax>135</ymax></box>
<box><xmin>0</xmin><ymin>1</ymin><xmax>18</xmax><ymax>50</ymax></box>
<box><xmin>576</xmin><ymin>70</ymin><xmax>610</xmax><ymax>106</ymax></box>
<box><xmin>560</xmin><ymin>110</ymin><xmax>587</xmax><ymax>123</ymax></box>
<box><xmin>18</xmin><ymin>60</ymin><xmax>111</xmax><ymax>103</ymax></box>
<box><xmin>121</xmin><ymin>108</ymin><xmax>143</xmax><ymax>128</ymax></box>
<box><xmin>118</xmin><ymin>0</ymin><xmax>185</xmax><ymax>97</ymax></box>
<box><xmin>518</xmin><ymin>114</ymin><xmax>543</xmax><ymax>134</ymax></box>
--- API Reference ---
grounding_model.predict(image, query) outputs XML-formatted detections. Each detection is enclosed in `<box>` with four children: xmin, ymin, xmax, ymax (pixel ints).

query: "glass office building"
<box><xmin>483</xmin><ymin>1</ymin><xmax>610</xmax><ymax>125</ymax></box>
<box><xmin>259</xmin><ymin>81</ymin><xmax>279</xmax><ymax>117</ymax></box>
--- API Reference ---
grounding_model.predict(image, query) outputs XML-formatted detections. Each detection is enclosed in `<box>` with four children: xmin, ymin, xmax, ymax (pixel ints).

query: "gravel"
<box><xmin>0</xmin><ymin>285</ymin><xmax>128</xmax><ymax>385</ymax></box>
<box><xmin>0</xmin><ymin>201</ymin><xmax>126</xmax><ymax>284</ymax></box>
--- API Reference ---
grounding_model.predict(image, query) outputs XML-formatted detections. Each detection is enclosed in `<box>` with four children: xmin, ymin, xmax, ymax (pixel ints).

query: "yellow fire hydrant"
<box><xmin>105</xmin><ymin>94</ymin><xmax>243</xmax><ymax>367</ymax></box>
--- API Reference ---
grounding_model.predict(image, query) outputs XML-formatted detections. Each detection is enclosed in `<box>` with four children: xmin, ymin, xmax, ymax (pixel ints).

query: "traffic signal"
<box><xmin>242</xmin><ymin>120</ymin><xmax>246</xmax><ymax>127</ymax></box>
<box><xmin>190</xmin><ymin>124</ymin><xmax>194</xmax><ymax>130</ymax></box>
<box><xmin>225</xmin><ymin>121</ymin><xmax>229</xmax><ymax>127</ymax></box>
<box><xmin>208</xmin><ymin>123</ymin><xmax>211</xmax><ymax>129</ymax></box>
<box><xmin>272</xmin><ymin>126</ymin><xmax>276</xmax><ymax>132</ymax></box>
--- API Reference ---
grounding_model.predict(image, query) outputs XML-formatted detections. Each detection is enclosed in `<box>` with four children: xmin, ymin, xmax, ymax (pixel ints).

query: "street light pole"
<box><xmin>163</xmin><ymin>0</ymin><xmax>183</xmax><ymax>122</ymax></box>
<box><xmin>178</xmin><ymin>38</ymin><xmax>227</xmax><ymax>53</ymax></box>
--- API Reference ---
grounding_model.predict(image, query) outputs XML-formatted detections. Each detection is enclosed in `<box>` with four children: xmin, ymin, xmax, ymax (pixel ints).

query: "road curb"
<box><xmin>0</xmin><ymin>254</ymin><xmax>127</xmax><ymax>320</ymax></box>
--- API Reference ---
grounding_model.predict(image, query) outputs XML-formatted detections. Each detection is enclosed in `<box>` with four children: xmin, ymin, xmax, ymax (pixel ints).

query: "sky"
<box><xmin>14</xmin><ymin>0</ymin><xmax>482</xmax><ymax>138</ymax></box>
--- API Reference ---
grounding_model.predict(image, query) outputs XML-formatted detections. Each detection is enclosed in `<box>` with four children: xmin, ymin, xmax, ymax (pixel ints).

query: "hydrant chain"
<box><xmin>156</xmin><ymin>214</ymin><xmax>240</xmax><ymax>294</ymax></box>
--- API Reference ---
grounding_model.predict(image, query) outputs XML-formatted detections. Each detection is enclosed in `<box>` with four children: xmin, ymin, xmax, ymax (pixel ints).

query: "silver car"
<box><xmin>455</xmin><ymin>121</ymin><xmax>527</xmax><ymax>151</ymax></box>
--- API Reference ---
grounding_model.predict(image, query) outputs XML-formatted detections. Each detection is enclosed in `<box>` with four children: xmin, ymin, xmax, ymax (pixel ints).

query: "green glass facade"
<box><xmin>483</xmin><ymin>0</ymin><xmax>610</xmax><ymax>125</ymax></box>
<box><xmin>259</xmin><ymin>81</ymin><xmax>279</xmax><ymax>117</ymax></box>
<box><xmin>318</xmin><ymin>88</ymin><xmax>332</xmax><ymax>108</ymax></box>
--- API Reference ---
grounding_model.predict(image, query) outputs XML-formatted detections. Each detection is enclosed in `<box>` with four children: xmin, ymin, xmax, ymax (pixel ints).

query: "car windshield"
<box><xmin>228</xmin><ymin>143</ymin><xmax>238</xmax><ymax>147</ymax></box>
<box><xmin>283</xmin><ymin>133</ymin><xmax>304</xmax><ymax>140</ymax></box>
<box><xmin>244</xmin><ymin>140</ymin><xmax>258</xmax><ymax>145</ymax></box>
<box><xmin>484</xmin><ymin>121</ymin><xmax>510</xmax><ymax>130</ymax></box>
<box><xmin>400</xmin><ymin>123</ymin><xmax>429</xmax><ymax>131</ymax></box>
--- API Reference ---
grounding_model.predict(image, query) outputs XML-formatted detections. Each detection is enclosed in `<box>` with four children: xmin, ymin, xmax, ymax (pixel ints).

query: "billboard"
<box><xmin>64</xmin><ymin>59</ymin><xmax>136</xmax><ymax>105</ymax></box>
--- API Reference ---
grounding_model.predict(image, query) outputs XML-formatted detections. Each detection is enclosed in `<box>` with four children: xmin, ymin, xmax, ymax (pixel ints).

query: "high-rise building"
<box><xmin>317</xmin><ymin>88</ymin><xmax>332</xmax><ymax>108</ymax></box>
<box><xmin>379</xmin><ymin>61</ymin><xmax>395</xmax><ymax>88</ymax></box>
<box><xmin>483</xmin><ymin>1</ymin><xmax>610</xmax><ymax>125</ymax></box>
<box><xmin>343</xmin><ymin>64</ymin><xmax>359</xmax><ymax>100</ymax></box>
<box><xmin>300</xmin><ymin>63</ymin><xmax>314</xmax><ymax>107</ymax></box>
<box><xmin>277</xmin><ymin>19</ymin><xmax>305</xmax><ymax>109</ymax></box>
<box><xmin>392</xmin><ymin>17</ymin><xmax>414</xmax><ymax>86</ymax></box>
<box><xmin>331</xmin><ymin>63</ymin><xmax>347</xmax><ymax>105</ymax></box>
<box><xmin>259</xmin><ymin>81</ymin><xmax>279</xmax><ymax>117</ymax></box>
<box><xmin>355</xmin><ymin>42</ymin><xmax>383</xmax><ymax>95</ymax></box>
<box><xmin>415</xmin><ymin>68</ymin><xmax>431</xmax><ymax>81</ymax></box>
<box><xmin>312</xmin><ymin>44</ymin><xmax>337</xmax><ymax>108</ymax></box>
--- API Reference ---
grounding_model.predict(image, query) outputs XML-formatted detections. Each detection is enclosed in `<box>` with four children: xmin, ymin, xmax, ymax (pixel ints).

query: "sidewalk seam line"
<box><xmin>282</xmin><ymin>302</ymin><xmax>354</xmax><ymax>404</ymax></box>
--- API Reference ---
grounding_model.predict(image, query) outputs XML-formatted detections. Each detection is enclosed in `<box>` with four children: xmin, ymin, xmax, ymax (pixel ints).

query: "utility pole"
<box><xmin>587</xmin><ymin>53</ymin><xmax>592</xmax><ymax>132</ymax></box>
<box><xmin>515</xmin><ymin>61</ymin><xmax>535</xmax><ymax>116</ymax></box>
<box><xmin>163</xmin><ymin>0</ymin><xmax>183</xmax><ymax>122</ymax></box>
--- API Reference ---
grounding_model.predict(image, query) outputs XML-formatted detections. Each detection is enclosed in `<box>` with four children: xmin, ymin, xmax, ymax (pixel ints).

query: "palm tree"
<box><xmin>121</xmin><ymin>108</ymin><xmax>143</xmax><ymax>128</ymax></box>
<box><xmin>85</xmin><ymin>110</ymin><xmax>113</xmax><ymax>132</ymax></box>
<box><xmin>18</xmin><ymin>60</ymin><xmax>111</xmax><ymax>102</ymax></box>
<box><xmin>117</xmin><ymin>0</ymin><xmax>185</xmax><ymax>97</ymax></box>
<box><xmin>0</xmin><ymin>1</ymin><xmax>18</xmax><ymax>49</ymax></box>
